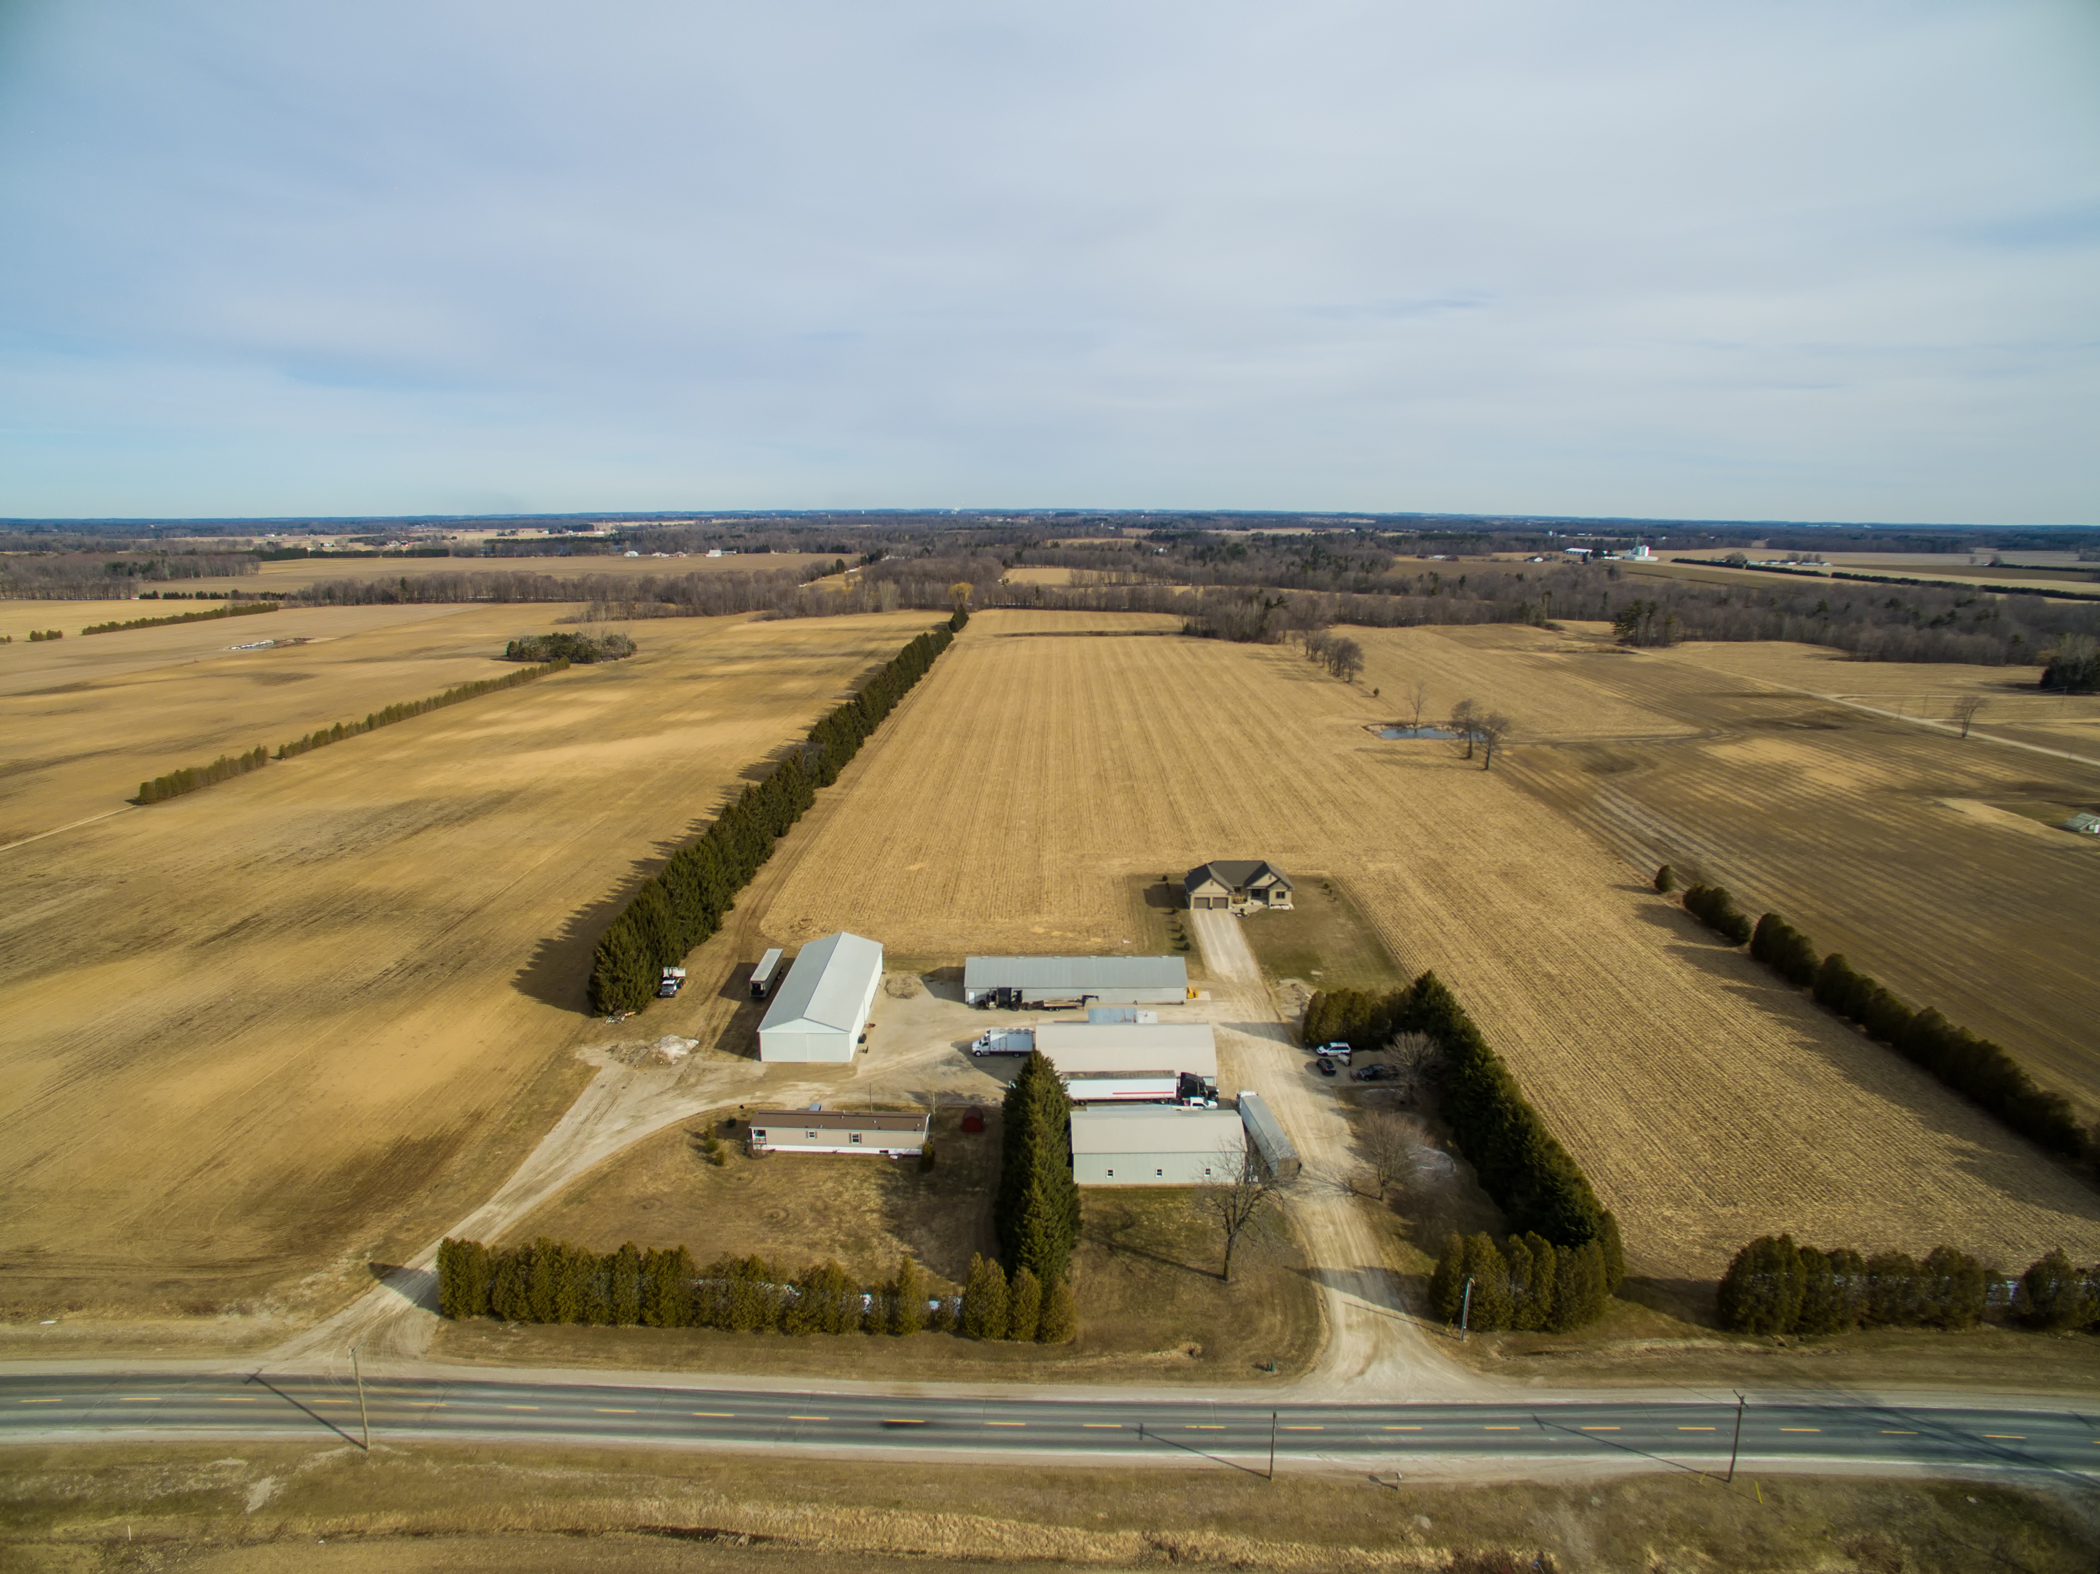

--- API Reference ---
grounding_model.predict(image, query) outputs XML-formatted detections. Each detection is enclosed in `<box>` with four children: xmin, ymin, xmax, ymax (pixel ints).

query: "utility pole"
<box><xmin>1725</xmin><ymin>1390</ymin><xmax>1745</xmax><ymax>1484</ymax></box>
<box><xmin>1269</xmin><ymin>1410</ymin><xmax>1277</xmax><ymax>1480</ymax></box>
<box><xmin>352</xmin><ymin>1347</ymin><xmax>371</xmax><ymax>1454</ymax></box>
<box><xmin>1459</xmin><ymin>1277</ymin><xmax>1474</xmax><ymax>1341</ymax></box>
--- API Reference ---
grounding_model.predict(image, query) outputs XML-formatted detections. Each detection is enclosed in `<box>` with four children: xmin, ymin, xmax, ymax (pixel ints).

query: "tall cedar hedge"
<box><xmin>994</xmin><ymin>1050</ymin><xmax>1084</xmax><ymax>1284</ymax></box>
<box><xmin>1304</xmin><ymin>971</ymin><xmax>1623</xmax><ymax>1269</ymax></box>
<box><xmin>437</xmin><ymin>1235</ymin><xmax>1075</xmax><ymax>1341</ymax></box>
<box><xmin>1428</xmin><ymin>1230</ymin><xmax>1612</xmax><ymax>1332</ymax></box>
<box><xmin>1715</xmin><ymin>1233</ymin><xmax>2015</xmax><ymax>1334</ymax></box>
<box><xmin>588</xmin><ymin>623</ymin><xmax>955</xmax><ymax>1014</ymax></box>
<box><xmin>1682</xmin><ymin>882</ymin><xmax>1753</xmax><ymax>945</ymax></box>
<box><xmin>1739</xmin><ymin>910</ymin><xmax>2084</xmax><ymax>1159</ymax></box>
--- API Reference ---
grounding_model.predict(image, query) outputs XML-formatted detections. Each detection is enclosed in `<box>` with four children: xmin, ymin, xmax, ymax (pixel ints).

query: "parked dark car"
<box><xmin>1312</xmin><ymin>1057</ymin><xmax>1337</xmax><ymax>1077</ymax></box>
<box><xmin>1352</xmin><ymin>1063</ymin><xmax>1396</xmax><ymax>1083</ymax></box>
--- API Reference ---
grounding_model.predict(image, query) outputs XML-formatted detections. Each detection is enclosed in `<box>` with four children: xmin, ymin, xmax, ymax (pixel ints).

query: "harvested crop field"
<box><xmin>764</xmin><ymin>611</ymin><xmax>2100</xmax><ymax>1280</ymax></box>
<box><xmin>0</xmin><ymin>609</ymin><xmax>943</xmax><ymax>1326</ymax></box>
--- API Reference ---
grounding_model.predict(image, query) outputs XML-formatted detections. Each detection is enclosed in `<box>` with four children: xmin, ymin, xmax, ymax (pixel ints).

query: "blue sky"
<box><xmin>1</xmin><ymin>1</ymin><xmax>2095</xmax><ymax>522</ymax></box>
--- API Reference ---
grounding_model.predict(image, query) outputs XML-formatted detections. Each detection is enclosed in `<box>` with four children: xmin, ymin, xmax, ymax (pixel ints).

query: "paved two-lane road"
<box><xmin>5</xmin><ymin>1372</ymin><xmax>2095</xmax><ymax>1478</ymax></box>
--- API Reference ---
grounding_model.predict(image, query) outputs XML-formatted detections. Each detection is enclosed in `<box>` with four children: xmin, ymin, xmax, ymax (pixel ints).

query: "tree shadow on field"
<box><xmin>1629</xmin><ymin>904</ymin><xmax>2100</xmax><ymax>1232</ymax></box>
<box><xmin>510</xmin><ymin>783</ymin><xmax>754</xmax><ymax>1014</ymax></box>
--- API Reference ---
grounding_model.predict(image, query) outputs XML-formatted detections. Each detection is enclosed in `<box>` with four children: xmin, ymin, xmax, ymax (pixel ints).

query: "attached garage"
<box><xmin>757</xmin><ymin>931</ymin><xmax>883</xmax><ymax>1063</ymax></box>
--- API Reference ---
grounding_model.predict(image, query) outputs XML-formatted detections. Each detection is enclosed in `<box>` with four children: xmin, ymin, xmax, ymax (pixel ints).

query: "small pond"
<box><xmin>1377</xmin><ymin>725</ymin><xmax>1461</xmax><ymax>740</ymax></box>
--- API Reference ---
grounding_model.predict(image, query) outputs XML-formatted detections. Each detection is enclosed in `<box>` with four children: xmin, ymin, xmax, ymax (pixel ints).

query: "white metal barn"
<box><xmin>1069</xmin><ymin>1106</ymin><xmax>1246</xmax><ymax>1186</ymax></box>
<box><xmin>757</xmin><ymin>931</ymin><xmax>884</xmax><ymax>1063</ymax></box>
<box><xmin>1034</xmin><ymin>1022</ymin><xmax>1219</xmax><ymax>1090</ymax></box>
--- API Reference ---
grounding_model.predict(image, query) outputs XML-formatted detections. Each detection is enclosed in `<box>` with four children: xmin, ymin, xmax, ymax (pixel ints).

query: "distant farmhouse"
<box><xmin>2065</xmin><ymin>812</ymin><xmax>2100</xmax><ymax>837</ymax></box>
<box><xmin>1184</xmin><ymin>860</ymin><xmax>1293</xmax><ymax>912</ymax></box>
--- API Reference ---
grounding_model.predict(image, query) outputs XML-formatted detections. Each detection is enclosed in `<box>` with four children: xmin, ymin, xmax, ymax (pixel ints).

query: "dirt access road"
<box><xmin>1188</xmin><ymin>908</ymin><xmax>1480</xmax><ymax>1402</ymax></box>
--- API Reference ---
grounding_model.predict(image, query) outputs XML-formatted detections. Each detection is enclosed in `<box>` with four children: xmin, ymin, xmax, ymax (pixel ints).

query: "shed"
<box><xmin>1069</xmin><ymin>1105</ymin><xmax>1246</xmax><ymax>1186</ymax></box>
<box><xmin>758</xmin><ymin>932</ymin><xmax>884</xmax><ymax>1063</ymax></box>
<box><xmin>747</xmin><ymin>1108</ymin><xmax>928</xmax><ymax>1156</ymax></box>
<box><xmin>1183</xmin><ymin>860</ymin><xmax>1293</xmax><ymax>912</ymax></box>
<box><xmin>2064</xmin><ymin>812</ymin><xmax>2100</xmax><ymax>836</ymax></box>
<box><xmin>963</xmin><ymin>955</ymin><xmax>1189</xmax><ymax>1008</ymax></box>
<box><xmin>1035</xmin><ymin>1022</ymin><xmax>1218</xmax><ymax>1088</ymax></box>
<box><xmin>1237</xmin><ymin>1091</ymin><xmax>1300</xmax><ymax>1181</ymax></box>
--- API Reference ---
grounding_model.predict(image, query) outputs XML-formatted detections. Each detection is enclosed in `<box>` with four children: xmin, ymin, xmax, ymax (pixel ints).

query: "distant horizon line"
<box><xmin>3</xmin><ymin>509</ymin><xmax>2094</xmax><ymax>534</ymax></box>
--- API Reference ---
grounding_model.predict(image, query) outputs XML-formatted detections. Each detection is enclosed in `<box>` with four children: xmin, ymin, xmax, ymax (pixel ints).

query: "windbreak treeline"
<box><xmin>277</xmin><ymin>659</ymin><xmax>571</xmax><ymax>760</ymax></box>
<box><xmin>1304</xmin><ymin>972</ymin><xmax>1625</xmax><ymax>1268</ymax></box>
<box><xmin>588</xmin><ymin>623</ymin><xmax>956</xmax><ymax>1013</ymax></box>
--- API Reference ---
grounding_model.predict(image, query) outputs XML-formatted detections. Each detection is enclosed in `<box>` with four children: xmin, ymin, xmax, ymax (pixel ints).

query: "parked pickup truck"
<box><xmin>970</xmin><ymin>1028</ymin><xmax>1035</xmax><ymax>1056</ymax></box>
<box><xmin>657</xmin><ymin>967</ymin><xmax>687</xmax><ymax>999</ymax></box>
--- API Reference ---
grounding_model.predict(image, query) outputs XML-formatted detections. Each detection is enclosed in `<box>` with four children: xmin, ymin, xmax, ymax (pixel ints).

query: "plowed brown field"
<box><xmin>0</xmin><ymin>610</ymin><xmax>940</xmax><ymax>1324</ymax></box>
<box><xmin>765</xmin><ymin>612</ymin><xmax>2100</xmax><ymax>1280</ymax></box>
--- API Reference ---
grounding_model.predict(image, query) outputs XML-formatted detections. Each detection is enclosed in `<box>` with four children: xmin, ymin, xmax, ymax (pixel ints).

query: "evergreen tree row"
<box><xmin>1305</xmin><ymin>974</ymin><xmax>1625</xmax><ymax>1265</ymax></box>
<box><xmin>994</xmin><ymin>1051</ymin><xmax>1084</xmax><ymax>1285</ymax></box>
<box><xmin>1740</xmin><ymin>911</ymin><xmax>2084</xmax><ymax>1158</ymax></box>
<box><xmin>502</xmin><ymin>631</ymin><xmax>636</xmax><ymax>663</ymax></box>
<box><xmin>83</xmin><ymin>601</ymin><xmax>279</xmax><ymax>636</ymax></box>
<box><xmin>1681</xmin><ymin>882</ymin><xmax>1753</xmax><ymax>945</ymax></box>
<box><xmin>137</xmin><ymin>745</ymin><xmax>270</xmax><ymax>804</ymax></box>
<box><xmin>959</xmin><ymin>1251</ymin><xmax>1077</xmax><ymax>1342</ymax></box>
<box><xmin>588</xmin><ymin>622</ymin><xmax>957</xmax><ymax>1013</ymax></box>
<box><xmin>1717</xmin><ymin>1234</ymin><xmax>1996</xmax><ymax>1334</ymax></box>
<box><xmin>437</xmin><ymin>1236</ymin><xmax>1076</xmax><ymax>1340</ymax></box>
<box><xmin>1427</xmin><ymin>1230</ymin><xmax>1614</xmax><ymax>1332</ymax></box>
<box><xmin>277</xmin><ymin>657</ymin><xmax>571</xmax><ymax>760</ymax></box>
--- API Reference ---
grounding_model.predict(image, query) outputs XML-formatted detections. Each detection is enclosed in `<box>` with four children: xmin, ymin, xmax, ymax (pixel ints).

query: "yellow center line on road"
<box><xmin>1982</xmin><ymin>1434</ymin><xmax>2025</xmax><ymax>1441</ymax></box>
<box><xmin>503</xmin><ymin>1405</ymin><xmax>539</xmax><ymax>1411</ymax></box>
<box><xmin>1882</xmin><ymin>1430</ymin><xmax>1917</xmax><ymax>1436</ymax></box>
<box><xmin>692</xmin><ymin>1412</ymin><xmax>734</xmax><ymax>1418</ymax></box>
<box><xmin>118</xmin><ymin>1397</ymin><xmax>162</xmax><ymax>1402</ymax></box>
<box><xmin>884</xmin><ymin>1419</ymin><xmax>926</xmax><ymax>1426</ymax></box>
<box><xmin>594</xmin><ymin>1408</ymin><xmax>638</xmax><ymax>1414</ymax></box>
<box><xmin>1281</xmin><ymin>1425</ymin><xmax>1323</xmax><ymax>1431</ymax></box>
<box><xmin>215</xmin><ymin>1397</ymin><xmax>258</xmax><ymax>1403</ymax></box>
<box><xmin>1578</xmin><ymin>1426</ymin><xmax>1620</xmax><ymax>1432</ymax></box>
<box><xmin>1081</xmin><ymin>1423</ymin><xmax>1120</xmax><ymax>1429</ymax></box>
<box><xmin>17</xmin><ymin>1399</ymin><xmax>64</xmax><ymax>1404</ymax></box>
<box><xmin>985</xmin><ymin>1421</ymin><xmax>1026</xmax><ymax>1427</ymax></box>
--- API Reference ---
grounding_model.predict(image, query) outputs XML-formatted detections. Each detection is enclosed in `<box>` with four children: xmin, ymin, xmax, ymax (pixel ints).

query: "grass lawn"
<box><xmin>438</xmin><ymin>1107</ymin><xmax>1322</xmax><ymax>1386</ymax></box>
<box><xmin>1242</xmin><ymin>875</ymin><xmax>1407</xmax><ymax>992</ymax></box>
<box><xmin>1124</xmin><ymin>874</ymin><xmax>1202</xmax><ymax>977</ymax></box>
<box><xmin>8</xmin><ymin>1442</ymin><xmax>2093</xmax><ymax>1573</ymax></box>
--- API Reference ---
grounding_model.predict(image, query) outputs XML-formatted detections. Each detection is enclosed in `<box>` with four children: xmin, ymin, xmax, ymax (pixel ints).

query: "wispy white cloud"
<box><xmin>0</xmin><ymin>0</ymin><xmax>2094</xmax><ymax>520</ymax></box>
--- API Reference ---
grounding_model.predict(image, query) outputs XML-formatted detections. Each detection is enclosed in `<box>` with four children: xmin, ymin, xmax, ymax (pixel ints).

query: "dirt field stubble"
<box><xmin>0</xmin><ymin>610</ymin><xmax>945</xmax><ymax>1338</ymax></box>
<box><xmin>435</xmin><ymin>1104</ymin><xmax>1322</xmax><ymax>1385</ymax></box>
<box><xmin>758</xmin><ymin>612</ymin><xmax>2100</xmax><ymax>1283</ymax></box>
<box><xmin>3</xmin><ymin>1442</ymin><xmax>2093</xmax><ymax>1574</ymax></box>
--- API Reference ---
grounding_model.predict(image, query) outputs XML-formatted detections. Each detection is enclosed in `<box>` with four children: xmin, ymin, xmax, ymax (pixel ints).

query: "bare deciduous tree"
<box><xmin>1449</xmin><ymin>699</ymin><xmax>1481</xmax><ymax>758</ymax></box>
<box><xmin>1475</xmin><ymin>710</ymin><xmax>1514</xmax><ymax>770</ymax></box>
<box><xmin>1951</xmin><ymin>693</ymin><xmax>1984</xmax><ymax>739</ymax></box>
<box><xmin>1358</xmin><ymin>1108</ymin><xmax>1421</xmax><ymax>1202</ymax></box>
<box><xmin>1198</xmin><ymin>1141</ymin><xmax>1279</xmax><ymax>1282</ymax></box>
<box><xmin>1408</xmin><ymin>681</ymin><xmax>1430</xmax><ymax>733</ymax></box>
<box><xmin>1386</xmin><ymin>1030</ymin><xmax>1440</xmax><ymax>1102</ymax></box>
<box><xmin>1326</xmin><ymin>636</ymin><xmax>1365</xmax><ymax>683</ymax></box>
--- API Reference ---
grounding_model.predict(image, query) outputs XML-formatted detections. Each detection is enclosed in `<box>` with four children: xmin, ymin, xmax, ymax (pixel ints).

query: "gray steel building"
<box><xmin>963</xmin><ymin>955</ymin><xmax>1189</xmax><ymax>1008</ymax></box>
<box><xmin>1069</xmin><ymin>1105</ymin><xmax>1246</xmax><ymax>1186</ymax></box>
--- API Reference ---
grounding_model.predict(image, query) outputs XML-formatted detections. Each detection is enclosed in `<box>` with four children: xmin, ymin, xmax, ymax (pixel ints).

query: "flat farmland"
<box><xmin>765</xmin><ymin>612</ymin><xmax>2100</xmax><ymax>1280</ymax></box>
<box><xmin>144</xmin><ymin>550</ymin><xmax>842</xmax><ymax>597</ymax></box>
<box><xmin>1503</xmin><ymin>639</ymin><xmax>2100</xmax><ymax>1114</ymax></box>
<box><xmin>0</xmin><ymin>610</ymin><xmax>940</xmax><ymax>1327</ymax></box>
